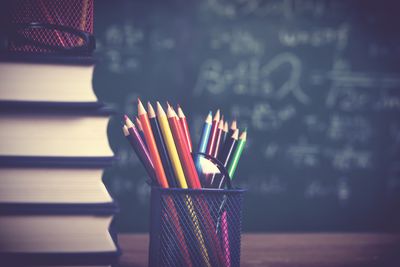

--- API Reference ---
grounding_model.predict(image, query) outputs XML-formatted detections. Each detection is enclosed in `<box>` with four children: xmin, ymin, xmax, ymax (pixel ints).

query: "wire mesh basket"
<box><xmin>149</xmin><ymin>187</ymin><xmax>245</xmax><ymax>267</ymax></box>
<box><xmin>7</xmin><ymin>0</ymin><xmax>94</xmax><ymax>54</ymax></box>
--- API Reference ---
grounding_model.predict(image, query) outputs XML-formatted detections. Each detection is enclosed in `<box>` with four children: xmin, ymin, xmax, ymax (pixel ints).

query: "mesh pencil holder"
<box><xmin>149</xmin><ymin>187</ymin><xmax>245</xmax><ymax>267</ymax></box>
<box><xmin>7</xmin><ymin>0</ymin><xmax>95</xmax><ymax>54</ymax></box>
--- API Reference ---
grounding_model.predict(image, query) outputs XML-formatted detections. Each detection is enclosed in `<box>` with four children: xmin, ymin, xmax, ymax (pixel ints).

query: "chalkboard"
<box><xmin>93</xmin><ymin>0</ymin><xmax>400</xmax><ymax>232</ymax></box>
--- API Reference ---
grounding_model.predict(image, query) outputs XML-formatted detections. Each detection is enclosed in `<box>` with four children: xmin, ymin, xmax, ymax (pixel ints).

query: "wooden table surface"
<box><xmin>118</xmin><ymin>233</ymin><xmax>400</xmax><ymax>267</ymax></box>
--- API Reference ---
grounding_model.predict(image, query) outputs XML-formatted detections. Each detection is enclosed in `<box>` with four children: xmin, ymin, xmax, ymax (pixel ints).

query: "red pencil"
<box><xmin>205</xmin><ymin>109</ymin><xmax>220</xmax><ymax>156</ymax></box>
<box><xmin>177</xmin><ymin>105</ymin><xmax>193</xmax><ymax>153</ymax></box>
<box><xmin>137</xmin><ymin>99</ymin><xmax>169</xmax><ymax>188</ymax></box>
<box><xmin>167</xmin><ymin>105</ymin><xmax>201</xmax><ymax>189</ymax></box>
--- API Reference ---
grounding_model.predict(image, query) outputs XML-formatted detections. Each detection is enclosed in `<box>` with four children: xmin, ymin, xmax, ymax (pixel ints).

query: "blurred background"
<box><xmin>3</xmin><ymin>0</ymin><xmax>400</xmax><ymax>233</ymax></box>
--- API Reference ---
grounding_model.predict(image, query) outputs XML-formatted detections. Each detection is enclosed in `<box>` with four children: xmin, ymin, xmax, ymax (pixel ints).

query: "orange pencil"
<box><xmin>137</xmin><ymin>99</ymin><xmax>169</xmax><ymax>188</ymax></box>
<box><xmin>177</xmin><ymin>105</ymin><xmax>193</xmax><ymax>153</ymax></box>
<box><xmin>167</xmin><ymin>105</ymin><xmax>201</xmax><ymax>189</ymax></box>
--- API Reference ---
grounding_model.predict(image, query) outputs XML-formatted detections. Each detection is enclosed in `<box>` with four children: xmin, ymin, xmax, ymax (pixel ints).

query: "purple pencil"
<box><xmin>123</xmin><ymin>115</ymin><xmax>156</xmax><ymax>184</ymax></box>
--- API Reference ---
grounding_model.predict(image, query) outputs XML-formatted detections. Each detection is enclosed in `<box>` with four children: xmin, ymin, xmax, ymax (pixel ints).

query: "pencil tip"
<box><xmin>214</xmin><ymin>109</ymin><xmax>220</xmax><ymax>121</ymax></box>
<box><xmin>124</xmin><ymin>115</ymin><xmax>134</xmax><ymax>127</ymax></box>
<box><xmin>239</xmin><ymin>130</ymin><xmax>247</xmax><ymax>140</ymax></box>
<box><xmin>147</xmin><ymin>102</ymin><xmax>156</xmax><ymax>117</ymax></box>
<box><xmin>231</xmin><ymin>120</ymin><xmax>237</xmax><ymax>130</ymax></box>
<box><xmin>232</xmin><ymin>129</ymin><xmax>239</xmax><ymax>139</ymax></box>
<box><xmin>177</xmin><ymin>105</ymin><xmax>185</xmax><ymax>118</ymax></box>
<box><xmin>122</xmin><ymin>125</ymin><xmax>130</xmax><ymax>136</ymax></box>
<box><xmin>224</xmin><ymin>122</ymin><xmax>228</xmax><ymax>131</ymax></box>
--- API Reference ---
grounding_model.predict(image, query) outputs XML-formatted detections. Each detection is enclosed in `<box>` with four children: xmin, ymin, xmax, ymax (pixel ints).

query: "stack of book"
<box><xmin>0</xmin><ymin>53</ymin><xmax>119</xmax><ymax>266</ymax></box>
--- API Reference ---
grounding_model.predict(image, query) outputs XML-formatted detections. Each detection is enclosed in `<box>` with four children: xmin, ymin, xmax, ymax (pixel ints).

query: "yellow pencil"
<box><xmin>156</xmin><ymin>102</ymin><xmax>211</xmax><ymax>267</ymax></box>
<box><xmin>156</xmin><ymin>101</ymin><xmax>188</xmax><ymax>188</ymax></box>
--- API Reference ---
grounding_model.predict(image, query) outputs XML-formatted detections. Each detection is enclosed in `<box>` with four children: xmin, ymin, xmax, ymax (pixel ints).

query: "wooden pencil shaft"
<box><xmin>156</xmin><ymin>103</ymin><xmax>188</xmax><ymax>188</ymax></box>
<box><xmin>149</xmin><ymin>116</ymin><xmax>177</xmax><ymax>187</ymax></box>
<box><xmin>124</xmin><ymin>126</ymin><xmax>156</xmax><ymax>184</ymax></box>
<box><xmin>168</xmin><ymin>114</ymin><xmax>201</xmax><ymax>189</ymax></box>
<box><xmin>198</xmin><ymin>115</ymin><xmax>212</xmax><ymax>154</ymax></box>
<box><xmin>138</xmin><ymin>101</ymin><xmax>169</xmax><ymax>188</ymax></box>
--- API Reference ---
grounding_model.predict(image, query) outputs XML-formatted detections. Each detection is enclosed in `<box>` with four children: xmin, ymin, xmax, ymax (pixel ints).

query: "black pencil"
<box><xmin>212</xmin><ymin>129</ymin><xmax>239</xmax><ymax>188</ymax></box>
<box><xmin>147</xmin><ymin>102</ymin><xmax>177</xmax><ymax>187</ymax></box>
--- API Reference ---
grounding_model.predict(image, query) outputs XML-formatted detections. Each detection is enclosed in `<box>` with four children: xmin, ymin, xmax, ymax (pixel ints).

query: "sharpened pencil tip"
<box><xmin>122</xmin><ymin>125</ymin><xmax>130</xmax><ymax>136</ymax></box>
<box><xmin>224</xmin><ymin>122</ymin><xmax>228</xmax><ymax>132</ymax></box>
<box><xmin>124</xmin><ymin>115</ymin><xmax>134</xmax><ymax>128</ymax></box>
<box><xmin>239</xmin><ymin>130</ymin><xmax>247</xmax><ymax>140</ymax></box>
<box><xmin>232</xmin><ymin>129</ymin><xmax>239</xmax><ymax>139</ymax></box>
<box><xmin>147</xmin><ymin>102</ymin><xmax>156</xmax><ymax>118</ymax></box>
<box><xmin>230</xmin><ymin>120</ymin><xmax>237</xmax><ymax>130</ymax></box>
<box><xmin>156</xmin><ymin>101</ymin><xmax>166</xmax><ymax>116</ymax></box>
<box><xmin>214</xmin><ymin>109</ymin><xmax>220</xmax><ymax>121</ymax></box>
<box><xmin>177</xmin><ymin>105</ymin><xmax>185</xmax><ymax>118</ymax></box>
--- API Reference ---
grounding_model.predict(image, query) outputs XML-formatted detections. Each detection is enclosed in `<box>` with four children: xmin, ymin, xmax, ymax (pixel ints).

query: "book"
<box><xmin>0</xmin><ymin>110</ymin><xmax>113</xmax><ymax>158</ymax></box>
<box><xmin>0</xmin><ymin>214</ymin><xmax>116</xmax><ymax>254</ymax></box>
<box><xmin>0</xmin><ymin>54</ymin><xmax>97</xmax><ymax>103</ymax></box>
<box><xmin>0</xmin><ymin>167</ymin><xmax>113</xmax><ymax>204</ymax></box>
<box><xmin>0</xmin><ymin>204</ymin><xmax>119</xmax><ymax>265</ymax></box>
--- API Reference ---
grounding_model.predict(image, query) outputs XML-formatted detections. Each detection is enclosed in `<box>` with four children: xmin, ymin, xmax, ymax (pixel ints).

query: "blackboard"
<box><xmin>93</xmin><ymin>0</ymin><xmax>400</xmax><ymax>232</ymax></box>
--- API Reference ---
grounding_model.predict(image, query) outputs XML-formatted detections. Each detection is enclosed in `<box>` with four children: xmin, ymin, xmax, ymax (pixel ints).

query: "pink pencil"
<box><xmin>222</xmin><ymin>211</ymin><xmax>230</xmax><ymax>267</ymax></box>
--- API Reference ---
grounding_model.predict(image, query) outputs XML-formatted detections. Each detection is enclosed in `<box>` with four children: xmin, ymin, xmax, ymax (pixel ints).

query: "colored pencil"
<box><xmin>135</xmin><ymin>117</ymin><xmax>147</xmax><ymax>148</ymax></box>
<box><xmin>147</xmin><ymin>102</ymin><xmax>177</xmax><ymax>187</ymax></box>
<box><xmin>177</xmin><ymin>105</ymin><xmax>193</xmax><ymax>153</ymax></box>
<box><xmin>217</xmin><ymin>121</ymin><xmax>229</xmax><ymax>159</ymax></box>
<box><xmin>211</xmin><ymin>118</ymin><xmax>224</xmax><ymax>158</ymax></box>
<box><xmin>158</xmin><ymin>103</ymin><xmax>212</xmax><ymax>266</ymax></box>
<box><xmin>227</xmin><ymin>130</ymin><xmax>247</xmax><ymax>179</ymax></box>
<box><xmin>122</xmin><ymin>123</ymin><xmax>155</xmax><ymax>183</ymax></box>
<box><xmin>221</xmin><ymin>211</ymin><xmax>230</xmax><ymax>267</ymax></box>
<box><xmin>205</xmin><ymin>110</ymin><xmax>220</xmax><ymax>156</ymax></box>
<box><xmin>177</xmin><ymin>109</ymin><xmax>227</xmax><ymax>264</ymax></box>
<box><xmin>137</xmin><ymin>99</ymin><xmax>169</xmax><ymax>188</ymax></box>
<box><xmin>219</xmin><ymin>129</ymin><xmax>239</xmax><ymax>168</ymax></box>
<box><xmin>167</xmin><ymin>105</ymin><xmax>201</xmax><ymax>189</ymax></box>
<box><xmin>198</xmin><ymin>112</ymin><xmax>212</xmax><ymax>154</ymax></box>
<box><xmin>136</xmin><ymin>105</ymin><xmax>193</xmax><ymax>267</ymax></box>
<box><xmin>156</xmin><ymin>102</ymin><xmax>188</xmax><ymax>188</ymax></box>
<box><xmin>228</xmin><ymin>120</ymin><xmax>237</xmax><ymax>140</ymax></box>
<box><xmin>171</xmin><ymin>105</ymin><xmax>227</xmax><ymax>265</ymax></box>
<box><xmin>215</xmin><ymin>129</ymin><xmax>239</xmax><ymax>188</ymax></box>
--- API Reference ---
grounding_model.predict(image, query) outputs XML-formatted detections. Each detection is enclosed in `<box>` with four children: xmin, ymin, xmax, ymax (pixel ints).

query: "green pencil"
<box><xmin>227</xmin><ymin>129</ymin><xmax>247</xmax><ymax>179</ymax></box>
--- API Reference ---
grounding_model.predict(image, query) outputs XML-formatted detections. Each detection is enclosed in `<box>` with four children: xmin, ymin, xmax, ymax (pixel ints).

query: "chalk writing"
<box><xmin>194</xmin><ymin>53</ymin><xmax>309</xmax><ymax>104</ymax></box>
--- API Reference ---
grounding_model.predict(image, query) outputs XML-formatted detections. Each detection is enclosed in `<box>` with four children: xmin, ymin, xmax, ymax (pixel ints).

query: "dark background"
<box><xmin>3</xmin><ymin>0</ymin><xmax>400</xmax><ymax>232</ymax></box>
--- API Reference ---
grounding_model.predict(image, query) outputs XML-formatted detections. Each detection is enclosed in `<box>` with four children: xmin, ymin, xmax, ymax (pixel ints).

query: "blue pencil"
<box><xmin>196</xmin><ymin>112</ymin><xmax>213</xmax><ymax>186</ymax></box>
<box><xmin>198</xmin><ymin>111</ymin><xmax>213</xmax><ymax>153</ymax></box>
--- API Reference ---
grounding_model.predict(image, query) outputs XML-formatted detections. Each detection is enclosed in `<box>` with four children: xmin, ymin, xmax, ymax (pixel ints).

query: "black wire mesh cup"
<box><xmin>149</xmin><ymin>187</ymin><xmax>245</xmax><ymax>267</ymax></box>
